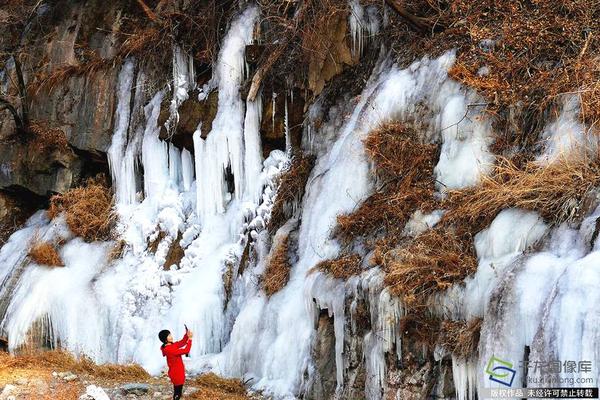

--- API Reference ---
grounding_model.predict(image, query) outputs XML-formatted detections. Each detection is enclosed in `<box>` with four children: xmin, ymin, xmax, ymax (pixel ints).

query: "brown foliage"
<box><xmin>310</xmin><ymin>253</ymin><xmax>362</xmax><ymax>280</ymax></box>
<box><xmin>383</xmin><ymin>153</ymin><xmax>600</xmax><ymax>306</ymax></box>
<box><xmin>335</xmin><ymin>123</ymin><xmax>437</xmax><ymax>245</ymax></box>
<box><xmin>269</xmin><ymin>153</ymin><xmax>315</xmax><ymax>233</ymax></box>
<box><xmin>383</xmin><ymin>228</ymin><xmax>477</xmax><ymax>305</ymax></box>
<box><xmin>439</xmin><ymin>318</ymin><xmax>483</xmax><ymax>359</ymax></box>
<box><xmin>48</xmin><ymin>177</ymin><xmax>114</xmax><ymax>242</ymax></box>
<box><xmin>444</xmin><ymin>155</ymin><xmax>600</xmax><ymax>228</ymax></box>
<box><xmin>28</xmin><ymin>120</ymin><xmax>70</xmax><ymax>153</ymax></box>
<box><xmin>164</xmin><ymin>234</ymin><xmax>185</xmax><ymax>269</ymax></box>
<box><xmin>28</xmin><ymin>240</ymin><xmax>64</xmax><ymax>267</ymax></box>
<box><xmin>398</xmin><ymin>314</ymin><xmax>482</xmax><ymax>356</ymax></box>
<box><xmin>189</xmin><ymin>373</ymin><xmax>249</xmax><ymax>400</ymax></box>
<box><xmin>0</xmin><ymin>350</ymin><xmax>150</xmax><ymax>382</ymax></box>
<box><xmin>263</xmin><ymin>234</ymin><xmax>291</xmax><ymax>296</ymax></box>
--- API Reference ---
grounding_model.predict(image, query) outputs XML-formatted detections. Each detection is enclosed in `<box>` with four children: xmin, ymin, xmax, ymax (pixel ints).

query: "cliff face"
<box><xmin>1</xmin><ymin>1</ymin><xmax>600</xmax><ymax>400</ymax></box>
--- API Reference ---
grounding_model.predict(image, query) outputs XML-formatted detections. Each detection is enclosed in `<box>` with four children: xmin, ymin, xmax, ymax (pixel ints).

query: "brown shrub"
<box><xmin>382</xmin><ymin>154</ymin><xmax>600</xmax><ymax>306</ymax></box>
<box><xmin>382</xmin><ymin>228</ymin><xmax>477</xmax><ymax>306</ymax></box>
<box><xmin>310</xmin><ymin>253</ymin><xmax>362</xmax><ymax>280</ymax></box>
<box><xmin>269</xmin><ymin>154</ymin><xmax>315</xmax><ymax>233</ymax></box>
<box><xmin>0</xmin><ymin>350</ymin><xmax>150</xmax><ymax>382</ymax></box>
<box><xmin>189</xmin><ymin>373</ymin><xmax>249</xmax><ymax>400</ymax></box>
<box><xmin>263</xmin><ymin>234</ymin><xmax>291</xmax><ymax>296</ymax></box>
<box><xmin>335</xmin><ymin>123</ymin><xmax>437</xmax><ymax>245</ymax></box>
<box><xmin>443</xmin><ymin>155</ymin><xmax>600</xmax><ymax>228</ymax></box>
<box><xmin>48</xmin><ymin>177</ymin><xmax>114</xmax><ymax>242</ymax></box>
<box><xmin>398</xmin><ymin>312</ymin><xmax>441</xmax><ymax>349</ymax></box>
<box><xmin>28</xmin><ymin>121</ymin><xmax>70</xmax><ymax>153</ymax></box>
<box><xmin>28</xmin><ymin>240</ymin><xmax>64</xmax><ymax>267</ymax></box>
<box><xmin>439</xmin><ymin>318</ymin><xmax>483</xmax><ymax>359</ymax></box>
<box><xmin>164</xmin><ymin>233</ymin><xmax>185</xmax><ymax>269</ymax></box>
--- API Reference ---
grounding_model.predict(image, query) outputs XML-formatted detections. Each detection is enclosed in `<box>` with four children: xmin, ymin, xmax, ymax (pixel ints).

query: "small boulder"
<box><xmin>120</xmin><ymin>383</ymin><xmax>150</xmax><ymax>395</ymax></box>
<box><xmin>79</xmin><ymin>385</ymin><xmax>110</xmax><ymax>400</ymax></box>
<box><xmin>63</xmin><ymin>373</ymin><xmax>78</xmax><ymax>382</ymax></box>
<box><xmin>1</xmin><ymin>384</ymin><xmax>16</xmax><ymax>398</ymax></box>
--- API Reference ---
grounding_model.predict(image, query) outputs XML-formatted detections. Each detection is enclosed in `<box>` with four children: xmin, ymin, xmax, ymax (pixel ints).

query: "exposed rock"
<box><xmin>305</xmin><ymin>309</ymin><xmax>337</xmax><ymax>400</ymax></box>
<box><xmin>259</xmin><ymin>87</ymin><xmax>305</xmax><ymax>156</ymax></box>
<box><xmin>158</xmin><ymin>90</ymin><xmax>219</xmax><ymax>150</ymax></box>
<box><xmin>80</xmin><ymin>384</ymin><xmax>110</xmax><ymax>400</ymax></box>
<box><xmin>306</xmin><ymin>11</ymin><xmax>357</xmax><ymax>96</ymax></box>
<box><xmin>120</xmin><ymin>383</ymin><xmax>150</xmax><ymax>395</ymax></box>
<box><xmin>0</xmin><ymin>137</ymin><xmax>81</xmax><ymax>196</ymax></box>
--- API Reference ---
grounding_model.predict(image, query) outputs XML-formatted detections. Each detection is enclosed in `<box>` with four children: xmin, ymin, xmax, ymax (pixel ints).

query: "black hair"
<box><xmin>158</xmin><ymin>329</ymin><xmax>170</xmax><ymax>348</ymax></box>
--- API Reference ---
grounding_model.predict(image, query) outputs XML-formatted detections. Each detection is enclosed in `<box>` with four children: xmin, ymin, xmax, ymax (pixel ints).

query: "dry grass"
<box><xmin>28</xmin><ymin>240</ymin><xmax>64</xmax><ymax>267</ymax></box>
<box><xmin>0</xmin><ymin>350</ymin><xmax>150</xmax><ymax>382</ymax></box>
<box><xmin>439</xmin><ymin>318</ymin><xmax>482</xmax><ymax>359</ymax></box>
<box><xmin>443</xmin><ymin>155</ymin><xmax>600</xmax><ymax>227</ymax></box>
<box><xmin>335</xmin><ymin>123</ymin><xmax>437</xmax><ymax>245</ymax></box>
<box><xmin>262</xmin><ymin>234</ymin><xmax>291</xmax><ymax>296</ymax></box>
<box><xmin>269</xmin><ymin>153</ymin><xmax>315</xmax><ymax>233</ymax></box>
<box><xmin>382</xmin><ymin>228</ymin><xmax>477</xmax><ymax>305</ymax></box>
<box><xmin>382</xmin><ymin>153</ymin><xmax>600</xmax><ymax>306</ymax></box>
<box><xmin>28</xmin><ymin>120</ymin><xmax>70</xmax><ymax>153</ymax></box>
<box><xmin>164</xmin><ymin>233</ymin><xmax>185</xmax><ymax>269</ymax></box>
<box><xmin>397</xmin><ymin>314</ymin><xmax>482</xmax><ymax>356</ymax></box>
<box><xmin>310</xmin><ymin>253</ymin><xmax>362</xmax><ymax>280</ymax></box>
<box><xmin>189</xmin><ymin>373</ymin><xmax>249</xmax><ymax>400</ymax></box>
<box><xmin>398</xmin><ymin>312</ymin><xmax>442</xmax><ymax>348</ymax></box>
<box><xmin>47</xmin><ymin>176</ymin><xmax>114</xmax><ymax>242</ymax></box>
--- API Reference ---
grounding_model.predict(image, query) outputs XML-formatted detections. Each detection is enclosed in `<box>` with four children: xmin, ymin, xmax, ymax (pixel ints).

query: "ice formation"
<box><xmin>1</xmin><ymin>3</ymin><xmax>599</xmax><ymax>400</ymax></box>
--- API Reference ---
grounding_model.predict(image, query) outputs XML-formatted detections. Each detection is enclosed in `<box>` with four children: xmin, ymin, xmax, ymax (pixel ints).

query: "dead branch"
<box><xmin>385</xmin><ymin>0</ymin><xmax>433</xmax><ymax>33</ymax></box>
<box><xmin>247</xmin><ymin>0</ymin><xmax>312</xmax><ymax>101</ymax></box>
<box><xmin>135</xmin><ymin>0</ymin><xmax>163</xmax><ymax>24</ymax></box>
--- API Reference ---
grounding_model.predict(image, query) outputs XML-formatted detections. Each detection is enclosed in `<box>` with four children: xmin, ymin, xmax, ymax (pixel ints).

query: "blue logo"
<box><xmin>486</xmin><ymin>356</ymin><xmax>517</xmax><ymax>387</ymax></box>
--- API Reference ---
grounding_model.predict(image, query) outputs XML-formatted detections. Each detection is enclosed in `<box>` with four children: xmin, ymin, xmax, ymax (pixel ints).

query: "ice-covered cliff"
<box><xmin>1</xmin><ymin>1</ymin><xmax>599</xmax><ymax>399</ymax></box>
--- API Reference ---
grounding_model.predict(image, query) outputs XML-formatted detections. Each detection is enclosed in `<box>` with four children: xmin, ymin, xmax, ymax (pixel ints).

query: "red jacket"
<box><xmin>161</xmin><ymin>334</ymin><xmax>192</xmax><ymax>385</ymax></box>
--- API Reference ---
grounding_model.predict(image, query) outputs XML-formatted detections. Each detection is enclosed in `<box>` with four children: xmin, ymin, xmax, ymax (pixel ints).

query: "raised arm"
<box><xmin>173</xmin><ymin>333</ymin><xmax>189</xmax><ymax>347</ymax></box>
<box><xmin>163</xmin><ymin>338</ymin><xmax>192</xmax><ymax>356</ymax></box>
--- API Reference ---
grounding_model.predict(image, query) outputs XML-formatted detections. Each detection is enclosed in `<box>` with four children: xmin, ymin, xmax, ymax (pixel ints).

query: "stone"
<box><xmin>120</xmin><ymin>383</ymin><xmax>151</xmax><ymax>395</ymax></box>
<box><xmin>80</xmin><ymin>385</ymin><xmax>110</xmax><ymax>400</ymax></box>
<box><xmin>0</xmin><ymin>384</ymin><xmax>16</xmax><ymax>397</ymax></box>
<box><xmin>63</xmin><ymin>373</ymin><xmax>78</xmax><ymax>382</ymax></box>
<box><xmin>15</xmin><ymin>378</ymin><xmax>27</xmax><ymax>386</ymax></box>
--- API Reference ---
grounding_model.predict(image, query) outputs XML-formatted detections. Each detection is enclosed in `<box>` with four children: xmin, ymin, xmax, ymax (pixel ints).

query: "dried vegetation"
<box><xmin>28</xmin><ymin>239</ymin><xmax>64</xmax><ymax>267</ymax></box>
<box><xmin>0</xmin><ymin>350</ymin><xmax>150</xmax><ymax>382</ymax></box>
<box><xmin>262</xmin><ymin>234</ymin><xmax>291</xmax><ymax>296</ymax></box>
<box><xmin>189</xmin><ymin>373</ymin><xmax>250</xmax><ymax>400</ymax></box>
<box><xmin>269</xmin><ymin>153</ymin><xmax>315</xmax><ymax>233</ymax></box>
<box><xmin>48</xmin><ymin>176</ymin><xmax>114</xmax><ymax>242</ymax></box>
<box><xmin>335</xmin><ymin>123</ymin><xmax>437</xmax><ymax>247</ymax></box>
<box><xmin>310</xmin><ymin>253</ymin><xmax>362</xmax><ymax>280</ymax></box>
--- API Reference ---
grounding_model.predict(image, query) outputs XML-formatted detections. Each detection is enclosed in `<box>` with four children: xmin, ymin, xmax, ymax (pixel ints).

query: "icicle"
<box><xmin>349</xmin><ymin>0</ymin><xmax>365</xmax><ymax>57</ymax></box>
<box><xmin>284</xmin><ymin>93</ymin><xmax>291</xmax><ymax>154</ymax></box>
<box><xmin>107</xmin><ymin>59</ymin><xmax>135</xmax><ymax>205</ymax></box>
<box><xmin>165</xmin><ymin>45</ymin><xmax>195</xmax><ymax>134</ymax></box>
<box><xmin>271</xmin><ymin>91</ymin><xmax>276</xmax><ymax>133</ymax></box>
<box><xmin>181</xmin><ymin>148</ymin><xmax>194</xmax><ymax>192</ymax></box>
<box><xmin>243</xmin><ymin>95</ymin><xmax>263</xmax><ymax>204</ymax></box>
<box><xmin>168</xmin><ymin>143</ymin><xmax>183</xmax><ymax>189</ymax></box>
<box><xmin>194</xmin><ymin>6</ymin><xmax>258</xmax><ymax>220</ymax></box>
<box><xmin>142</xmin><ymin>91</ymin><xmax>169</xmax><ymax>201</ymax></box>
<box><xmin>452</xmin><ymin>356</ymin><xmax>478</xmax><ymax>400</ymax></box>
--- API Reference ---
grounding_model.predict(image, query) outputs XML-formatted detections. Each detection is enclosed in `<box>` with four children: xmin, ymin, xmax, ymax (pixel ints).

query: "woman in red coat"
<box><xmin>158</xmin><ymin>328</ymin><xmax>193</xmax><ymax>399</ymax></box>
